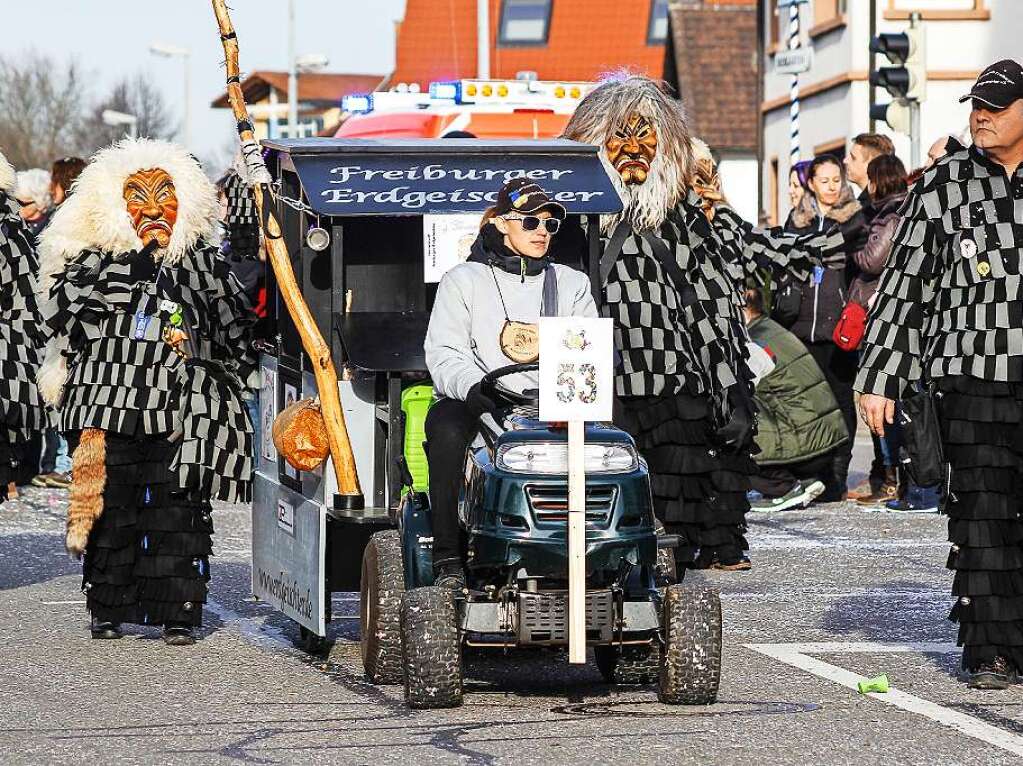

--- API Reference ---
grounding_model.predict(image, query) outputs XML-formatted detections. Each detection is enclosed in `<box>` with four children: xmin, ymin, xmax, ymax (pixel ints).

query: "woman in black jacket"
<box><xmin>784</xmin><ymin>154</ymin><xmax>867</xmax><ymax>500</ymax></box>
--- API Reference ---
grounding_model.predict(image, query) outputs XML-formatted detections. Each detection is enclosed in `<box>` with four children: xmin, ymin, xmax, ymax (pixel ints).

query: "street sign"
<box><xmin>775</xmin><ymin>47</ymin><xmax>814</xmax><ymax>75</ymax></box>
<box><xmin>777</xmin><ymin>0</ymin><xmax>809</xmax><ymax>6</ymax></box>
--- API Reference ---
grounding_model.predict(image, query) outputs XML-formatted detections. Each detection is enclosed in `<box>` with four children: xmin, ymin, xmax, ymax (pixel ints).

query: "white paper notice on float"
<box><xmin>423</xmin><ymin>214</ymin><xmax>481</xmax><ymax>282</ymax></box>
<box><xmin>538</xmin><ymin>317</ymin><xmax>614</xmax><ymax>423</ymax></box>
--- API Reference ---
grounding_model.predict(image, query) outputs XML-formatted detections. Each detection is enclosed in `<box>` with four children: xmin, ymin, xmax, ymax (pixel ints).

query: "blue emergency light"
<box><xmin>342</xmin><ymin>93</ymin><xmax>374</xmax><ymax>114</ymax></box>
<box><xmin>429</xmin><ymin>81</ymin><xmax>462</xmax><ymax>103</ymax></box>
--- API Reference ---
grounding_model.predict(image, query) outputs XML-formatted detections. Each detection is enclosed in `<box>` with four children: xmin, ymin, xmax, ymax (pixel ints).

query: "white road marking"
<box><xmin>747</xmin><ymin>641</ymin><xmax>1023</xmax><ymax>758</ymax></box>
<box><xmin>39</xmin><ymin>600</ymin><xmax>86</xmax><ymax>605</ymax></box>
<box><xmin>205</xmin><ymin>597</ymin><xmax>296</xmax><ymax>652</ymax></box>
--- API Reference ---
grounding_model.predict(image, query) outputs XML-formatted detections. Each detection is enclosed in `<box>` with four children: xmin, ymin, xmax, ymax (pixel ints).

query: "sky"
<box><xmin>4</xmin><ymin>0</ymin><xmax>407</xmax><ymax>169</ymax></box>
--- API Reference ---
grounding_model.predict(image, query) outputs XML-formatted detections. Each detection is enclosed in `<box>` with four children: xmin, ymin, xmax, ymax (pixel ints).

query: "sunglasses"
<box><xmin>503</xmin><ymin>214</ymin><xmax>561</xmax><ymax>235</ymax></box>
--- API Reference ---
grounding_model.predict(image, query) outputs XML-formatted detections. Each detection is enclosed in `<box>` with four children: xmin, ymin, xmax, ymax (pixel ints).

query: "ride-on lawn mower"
<box><xmin>360</xmin><ymin>363</ymin><xmax>723</xmax><ymax>709</ymax></box>
<box><xmin>248</xmin><ymin>138</ymin><xmax>722</xmax><ymax>710</ymax></box>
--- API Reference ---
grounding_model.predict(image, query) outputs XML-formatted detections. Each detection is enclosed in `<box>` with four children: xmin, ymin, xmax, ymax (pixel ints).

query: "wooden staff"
<box><xmin>211</xmin><ymin>0</ymin><xmax>363</xmax><ymax>504</ymax></box>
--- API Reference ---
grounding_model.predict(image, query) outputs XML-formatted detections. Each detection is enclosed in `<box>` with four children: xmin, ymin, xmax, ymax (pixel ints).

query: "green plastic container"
<box><xmin>401</xmin><ymin>384</ymin><xmax>434</xmax><ymax>492</ymax></box>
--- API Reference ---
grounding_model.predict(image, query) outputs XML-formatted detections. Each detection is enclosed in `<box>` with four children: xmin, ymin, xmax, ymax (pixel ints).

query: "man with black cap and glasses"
<box><xmin>858</xmin><ymin>60</ymin><xmax>1023</xmax><ymax>690</ymax></box>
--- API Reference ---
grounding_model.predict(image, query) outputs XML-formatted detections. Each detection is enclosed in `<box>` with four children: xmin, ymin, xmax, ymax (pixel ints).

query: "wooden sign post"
<box><xmin>539</xmin><ymin>317</ymin><xmax>614</xmax><ymax>665</ymax></box>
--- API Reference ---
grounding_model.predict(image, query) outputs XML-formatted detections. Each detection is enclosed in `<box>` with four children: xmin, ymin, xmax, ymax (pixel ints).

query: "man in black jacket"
<box><xmin>859</xmin><ymin>60</ymin><xmax>1023</xmax><ymax>690</ymax></box>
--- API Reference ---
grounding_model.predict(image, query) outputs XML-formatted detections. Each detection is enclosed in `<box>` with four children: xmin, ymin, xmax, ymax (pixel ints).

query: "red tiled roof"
<box><xmin>668</xmin><ymin>1</ymin><xmax>758</xmax><ymax>152</ymax></box>
<box><xmin>211</xmin><ymin>71</ymin><xmax>385</xmax><ymax>108</ymax></box>
<box><xmin>389</xmin><ymin>0</ymin><xmax>666</xmax><ymax>88</ymax></box>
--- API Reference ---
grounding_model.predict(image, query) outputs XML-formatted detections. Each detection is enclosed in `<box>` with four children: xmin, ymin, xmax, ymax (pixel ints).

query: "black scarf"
<box><xmin>468</xmin><ymin>223</ymin><xmax>549</xmax><ymax>278</ymax></box>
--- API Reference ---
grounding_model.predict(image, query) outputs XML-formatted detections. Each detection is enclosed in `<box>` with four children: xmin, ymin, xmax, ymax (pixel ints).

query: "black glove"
<box><xmin>465</xmin><ymin>381</ymin><xmax>499</xmax><ymax>418</ymax></box>
<box><xmin>715</xmin><ymin>384</ymin><xmax>757</xmax><ymax>453</ymax></box>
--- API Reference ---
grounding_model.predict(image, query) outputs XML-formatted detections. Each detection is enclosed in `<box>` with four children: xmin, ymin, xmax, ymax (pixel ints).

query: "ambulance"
<box><xmin>335</xmin><ymin>78</ymin><xmax>597</xmax><ymax>140</ymax></box>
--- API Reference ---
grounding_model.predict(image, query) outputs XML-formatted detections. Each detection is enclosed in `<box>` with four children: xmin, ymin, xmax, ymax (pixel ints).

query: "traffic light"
<box><xmin>869</xmin><ymin>20</ymin><xmax>926</xmax><ymax>138</ymax></box>
<box><xmin>870</xmin><ymin>101</ymin><xmax>912</xmax><ymax>135</ymax></box>
<box><xmin>870</xmin><ymin>28</ymin><xmax>927</xmax><ymax>102</ymax></box>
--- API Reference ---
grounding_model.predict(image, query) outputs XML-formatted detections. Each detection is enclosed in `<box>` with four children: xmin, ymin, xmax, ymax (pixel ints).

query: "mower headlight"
<box><xmin>496</xmin><ymin>443</ymin><xmax>638</xmax><ymax>474</ymax></box>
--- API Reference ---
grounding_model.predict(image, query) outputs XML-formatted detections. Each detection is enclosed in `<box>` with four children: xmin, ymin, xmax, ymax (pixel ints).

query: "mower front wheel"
<box><xmin>400</xmin><ymin>586</ymin><xmax>463</xmax><ymax>709</ymax></box>
<box><xmin>658</xmin><ymin>585</ymin><xmax>722</xmax><ymax>705</ymax></box>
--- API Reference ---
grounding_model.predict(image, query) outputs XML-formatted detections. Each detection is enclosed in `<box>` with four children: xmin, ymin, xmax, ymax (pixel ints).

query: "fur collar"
<box><xmin>38</xmin><ymin>138</ymin><xmax>218</xmax><ymax>293</ymax></box>
<box><xmin>790</xmin><ymin>185</ymin><xmax>861</xmax><ymax>229</ymax></box>
<box><xmin>0</xmin><ymin>150</ymin><xmax>15</xmax><ymax>194</ymax></box>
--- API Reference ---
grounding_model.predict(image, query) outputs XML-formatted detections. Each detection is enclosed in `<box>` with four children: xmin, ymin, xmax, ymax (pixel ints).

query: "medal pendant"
<box><xmin>500</xmin><ymin>320</ymin><xmax>539</xmax><ymax>363</ymax></box>
<box><xmin>976</xmin><ymin>261</ymin><xmax>991</xmax><ymax>277</ymax></box>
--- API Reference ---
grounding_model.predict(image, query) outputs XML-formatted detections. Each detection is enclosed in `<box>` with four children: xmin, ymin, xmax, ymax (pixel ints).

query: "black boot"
<box><xmin>163</xmin><ymin>622</ymin><xmax>196</xmax><ymax>646</ymax></box>
<box><xmin>90</xmin><ymin>616</ymin><xmax>122</xmax><ymax>639</ymax></box>
<box><xmin>967</xmin><ymin>656</ymin><xmax>1017</xmax><ymax>690</ymax></box>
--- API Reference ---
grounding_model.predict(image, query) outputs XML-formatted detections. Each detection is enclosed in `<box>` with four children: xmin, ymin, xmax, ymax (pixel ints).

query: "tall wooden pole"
<box><xmin>211</xmin><ymin>0</ymin><xmax>363</xmax><ymax>504</ymax></box>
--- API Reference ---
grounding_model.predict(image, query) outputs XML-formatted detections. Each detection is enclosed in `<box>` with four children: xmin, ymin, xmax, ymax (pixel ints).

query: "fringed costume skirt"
<box><xmin>937</xmin><ymin>376</ymin><xmax>1023</xmax><ymax>671</ymax></box>
<box><xmin>73</xmin><ymin>430</ymin><xmax>214</xmax><ymax>627</ymax></box>
<box><xmin>615</xmin><ymin>391</ymin><xmax>754</xmax><ymax>565</ymax></box>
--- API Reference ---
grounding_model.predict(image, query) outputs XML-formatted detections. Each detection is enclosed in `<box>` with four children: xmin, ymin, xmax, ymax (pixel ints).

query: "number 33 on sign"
<box><xmin>539</xmin><ymin>317</ymin><xmax>614</xmax><ymax>423</ymax></box>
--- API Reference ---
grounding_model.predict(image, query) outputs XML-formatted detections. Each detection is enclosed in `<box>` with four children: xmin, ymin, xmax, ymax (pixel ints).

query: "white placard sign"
<box><xmin>775</xmin><ymin>47</ymin><xmax>813</xmax><ymax>75</ymax></box>
<box><xmin>538</xmin><ymin>317</ymin><xmax>614</xmax><ymax>423</ymax></box>
<box><xmin>423</xmin><ymin>214</ymin><xmax>481</xmax><ymax>282</ymax></box>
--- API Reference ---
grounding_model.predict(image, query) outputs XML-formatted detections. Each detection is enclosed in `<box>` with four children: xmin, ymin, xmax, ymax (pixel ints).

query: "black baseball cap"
<box><xmin>493</xmin><ymin>178</ymin><xmax>567</xmax><ymax>220</ymax></box>
<box><xmin>959</xmin><ymin>59</ymin><xmax>1023</xmax><ymax>109</ymax></box>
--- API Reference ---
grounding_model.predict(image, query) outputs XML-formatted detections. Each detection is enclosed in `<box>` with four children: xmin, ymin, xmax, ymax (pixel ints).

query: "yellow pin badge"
<box><xmin>977</xmin><ymin>261</ymin><xmax>991</xmax><ymax>277</ymax></box>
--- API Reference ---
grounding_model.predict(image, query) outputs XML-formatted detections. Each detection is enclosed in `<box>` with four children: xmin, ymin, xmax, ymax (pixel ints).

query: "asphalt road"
<box><xmin>2</xmin><ymin>435</ymin><xmax>1022</xmax><ymax>765</ymax></box>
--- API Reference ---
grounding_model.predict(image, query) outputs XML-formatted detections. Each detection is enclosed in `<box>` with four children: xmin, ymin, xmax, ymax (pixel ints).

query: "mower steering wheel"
<box><xmin>480</xmin><ymin>362</ymin><xmax>540</xmax><ymax>406</ymax></box>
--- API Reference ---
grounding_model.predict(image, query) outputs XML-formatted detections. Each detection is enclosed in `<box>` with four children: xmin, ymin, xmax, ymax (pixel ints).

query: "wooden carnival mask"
<box><xmin>123</xmin><ymin>168</ymin><xmax>179</xmax><ymax>249</ymax></box>
<box><xmin>606</xmin><ymin>113</ymin><xmax>658</xmax><ymax>186</ymax></box>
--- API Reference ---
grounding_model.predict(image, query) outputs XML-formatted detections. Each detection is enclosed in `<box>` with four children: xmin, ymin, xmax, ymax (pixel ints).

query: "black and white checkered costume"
<box><xmin>0</xmin><ymin>186</ymin><xmax>45</xmax><ymax>498</ymax></box>
<box><xmin>712</xmin><ymin>204</ymin><xmax>846</xmax><ymax>290</ymax></box>
<box><xmin>856</xmin><ymin>140</ymin><xmax>1023</xmax><ymax>672</ymax></box>
<box><xmin>221</xmin><ymin>169</ymin><xmax>260</xmax><ymax>260</ymax></box>
<box><xmin>42</xmin><ymin>243</ymin><xmax>255</xmax><ymax>503</ymax></box>
<box><xmin>605</xmin><ymin>192</ymin><xmax>753</xmax><ymax>407</ymax></box>
<box><xmin>605</xmin><ymin>192</ymin><xmax>759</xmax><ymax>567</ymax></box>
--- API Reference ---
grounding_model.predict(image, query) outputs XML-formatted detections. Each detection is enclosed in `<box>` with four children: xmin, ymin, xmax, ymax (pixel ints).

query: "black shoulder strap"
<box><xmin>599</xmin><ymin>221</ymin><xmax>633</xmax><ymax>287</ymax></box>
<box><xmin>540</xmin><ymin>265</ymin><xmax>559</xmax><ymax>317</ymax></box>
<box><xmin>640</xmin><ymin>231</ymin><xmax>698</xmax><ymax>307</ymax></box>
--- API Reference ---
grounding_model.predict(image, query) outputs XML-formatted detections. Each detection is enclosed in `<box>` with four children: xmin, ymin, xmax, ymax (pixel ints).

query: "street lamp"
<box><xmin>150</xmin><ymin>42</ymin><xmax>192</xmax><ymax>148</ymax></box>
<box><xmin>286</xmin><ymin>0</ymin><xmax>329</xmax><ymax>138</ymax></box>
<box><xmin>102</xmin><ymin>109</ymin><xmax>138</xmax><ymax>139</ymax></box>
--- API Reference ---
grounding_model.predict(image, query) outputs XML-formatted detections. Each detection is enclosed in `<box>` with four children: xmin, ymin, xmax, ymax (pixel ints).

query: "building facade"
<box><xmin>761</xmin><ymin>0</ymin><xmax>1023</xmax><ymax>225</ymax></box>
<box><xmin>211</xmin><ymin>71</ymin><xmax>385</xmax><ymax>140</ymax></box>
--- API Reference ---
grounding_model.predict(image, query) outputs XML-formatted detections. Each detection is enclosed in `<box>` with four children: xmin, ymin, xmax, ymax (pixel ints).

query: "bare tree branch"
<box><xmin>0</xmin><ymin>54</ymin><xmax>86</xmax><ymax>168</ymax></box>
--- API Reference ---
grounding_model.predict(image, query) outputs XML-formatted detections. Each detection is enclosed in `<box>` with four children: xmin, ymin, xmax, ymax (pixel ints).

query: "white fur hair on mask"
<box><xmin>36</xmin><ymin>137</ymin><xmax>219</xmax><ymax>406</ymax></box>
<box><xmin>14</xmin><ymin>168</ymin><xmax>53</xmax><ymax>211</ymax></box>
<box><xmin>0</xmin><ymin>150</ymin><xmax>15</xmax><ymax>193</ymax></box>
<box><xmin>562</xmin><ymin>73</ymin><xmax>695</xmax><ymax>233</ymax></box>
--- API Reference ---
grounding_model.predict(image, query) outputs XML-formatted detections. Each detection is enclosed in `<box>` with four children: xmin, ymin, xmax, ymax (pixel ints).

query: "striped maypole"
<box><xmin>788</xmin><ymin>2</ymin><xmax>801</xmax><ymax>165</ymax></box>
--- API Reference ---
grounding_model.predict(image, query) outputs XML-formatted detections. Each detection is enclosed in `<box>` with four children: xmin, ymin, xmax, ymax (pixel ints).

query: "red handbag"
<box><xmin>833</xmin><ymin>301</ymin><xmax>868</xmax><ymax>351</ymax></box>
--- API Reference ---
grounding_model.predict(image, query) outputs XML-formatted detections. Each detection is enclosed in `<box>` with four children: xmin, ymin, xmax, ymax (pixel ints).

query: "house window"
<box><xmin>648</xmin><ymin>0</ymin><xmax>670</xmax><ymax>45</ymax></box>
<box><xmin>498</xmin><ymin>0</ymin><xmax>553</xmax><ymax>46</ymax></box>
<box><xmin>886</xmin><ymin>0</ymin><xmax>988</xmax><ymax>20</ymax></box>
<box><xmin>276</xmin><ymin>117</ymin><xmax>324</xmax><ymax>139</ymax></box>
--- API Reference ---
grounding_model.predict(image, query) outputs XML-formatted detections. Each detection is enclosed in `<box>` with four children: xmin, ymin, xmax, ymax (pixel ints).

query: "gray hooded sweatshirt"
<box><xmin>425</xmin><ymin>262</ymin><xmax>598</xmax><ymax>399</ymax></box>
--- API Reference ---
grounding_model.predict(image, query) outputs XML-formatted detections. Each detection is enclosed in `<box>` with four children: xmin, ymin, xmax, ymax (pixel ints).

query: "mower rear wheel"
<box><xmin>594</xmin><ymin>643</ymin><xmax>660</xmax><ymax>684</ymax></box>
<box><xmin>360</xmin><ymin>530</ymin><xmax>405</xmax><ymax>684</ymax></box>
<box><xmin>658</xmin><ymin>585</ymin><xmax>722</xmax><ymax>705</ymax></box>
<box><xmin>400</xmin><ymin>586</ymin><xmax>463</xmax><ymax>709</ymax></box>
